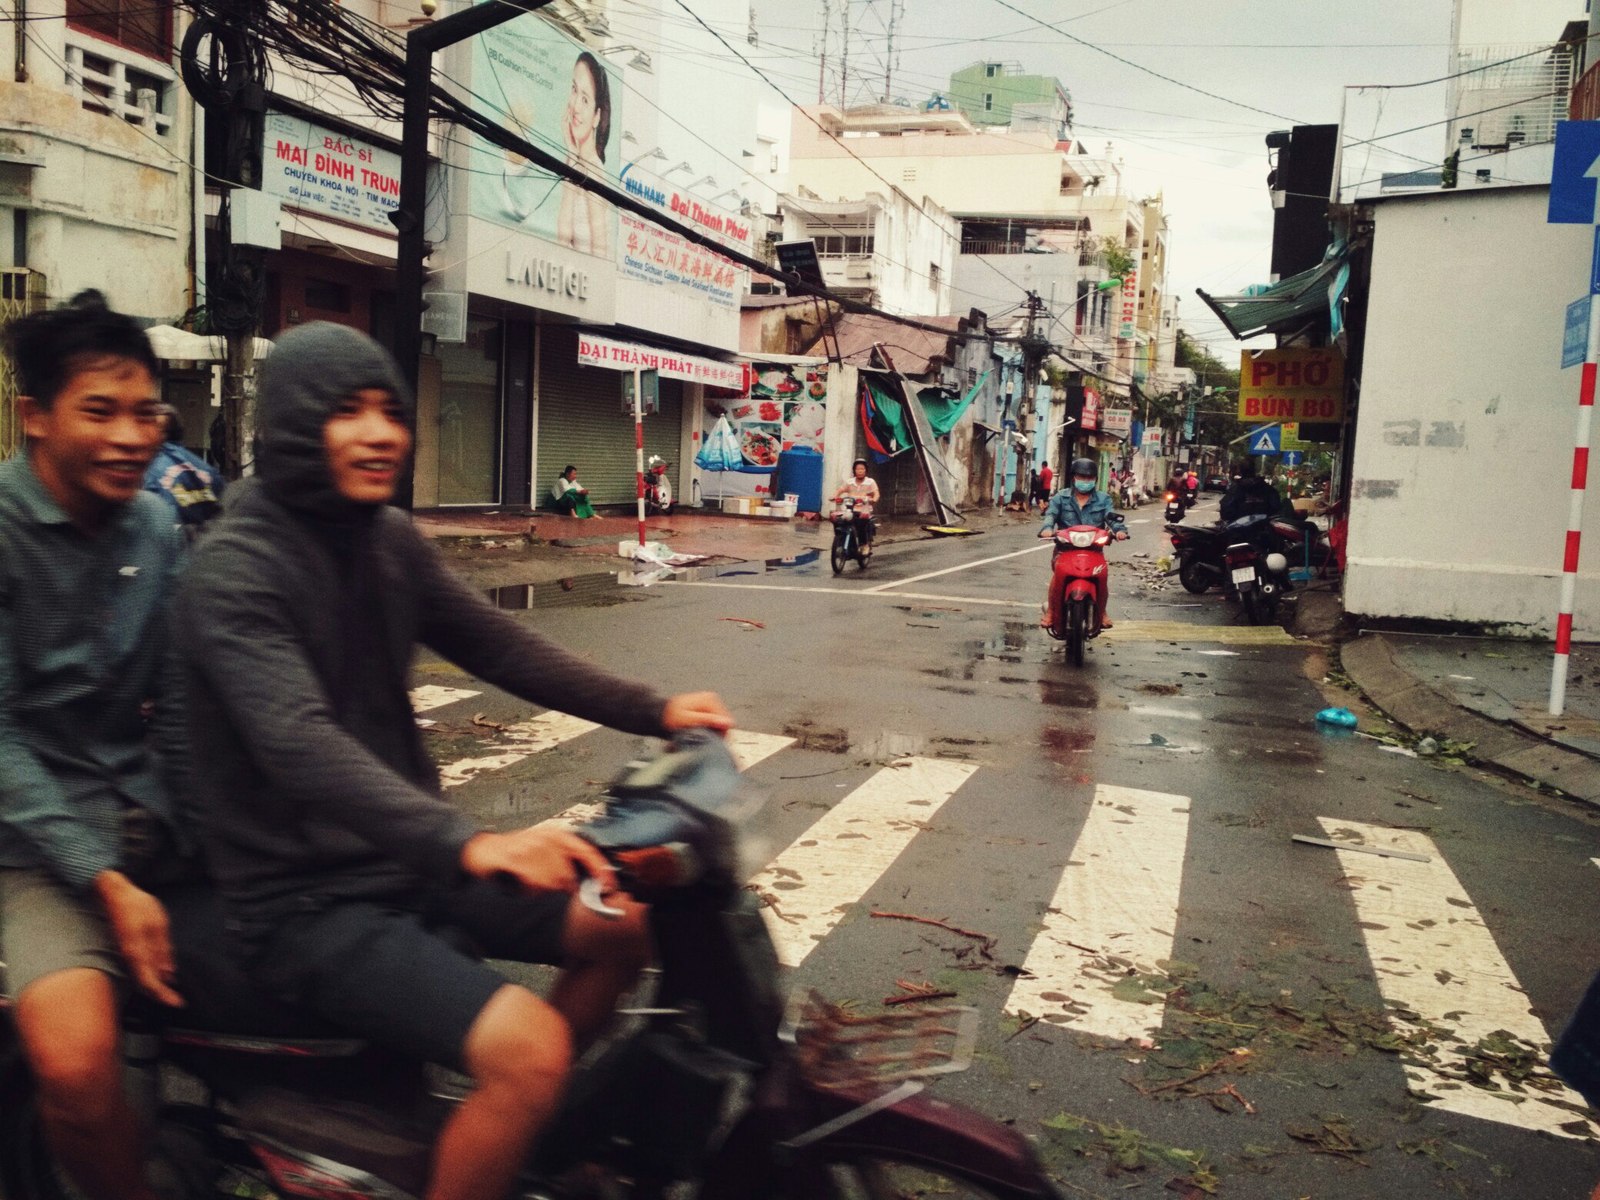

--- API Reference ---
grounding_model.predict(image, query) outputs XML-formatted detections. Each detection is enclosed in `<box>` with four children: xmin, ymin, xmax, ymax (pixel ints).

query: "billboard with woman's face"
<box><xmin>468</xmin><ymin>17</ymin><xmax>621</xmax><ymax>257</ymax></box>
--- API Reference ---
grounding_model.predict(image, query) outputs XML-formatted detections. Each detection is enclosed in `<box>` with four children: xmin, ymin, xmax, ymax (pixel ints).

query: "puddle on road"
<box><xmin>487</xmin><ymin>573</ymin><xmax>640</xmax><ymax>609</ymax></box>
<box><xmin>486</xmin><ymin>549</ymin><xmax>823</xmax><ymax>608</ymax></box>
<box><xmin>1042</xmin><ymin>725</ymin><xmax>1096</xmax><ymax>765</ymax></box>
<box><xmin>647</xmin><ymin>549</ymin><xmax>822</xmax><ymax>584</ymax></box>
<box><xmin>1038</xmin><ymin>679</ymin><xmax>1099</xmax><ymax>709</ymax></box>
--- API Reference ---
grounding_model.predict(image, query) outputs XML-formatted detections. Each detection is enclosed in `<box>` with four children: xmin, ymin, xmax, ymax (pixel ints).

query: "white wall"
<box><xmin>1452</xmin><ymin>0</ymin><xmax>1582</xmax><ymax>46</ymax></box>
<box><xmin>1345</xmin><ymin>185</ymin><xmax>1599</xmax><ymax>634</ymax></box>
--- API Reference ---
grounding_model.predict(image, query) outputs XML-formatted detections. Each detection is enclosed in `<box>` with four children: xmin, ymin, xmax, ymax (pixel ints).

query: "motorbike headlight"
<box><xmin>1069</xmin><ymin>530</ymin><xmax>1095</xmax><ymax>548</ymax></box>
<box><xmin>1265</xmin><ymin>552</ymin><xmax>1288</xmax><ymax>573</ymax></box>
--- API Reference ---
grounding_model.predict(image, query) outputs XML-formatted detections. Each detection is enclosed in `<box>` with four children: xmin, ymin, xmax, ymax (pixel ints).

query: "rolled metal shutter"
<box><xmin>536</xmin><ymin>326</ymin><xmax>684</xmax><ymax>507</ymax></box>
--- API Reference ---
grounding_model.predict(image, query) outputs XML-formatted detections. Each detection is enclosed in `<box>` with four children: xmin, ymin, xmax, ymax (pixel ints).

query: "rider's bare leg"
<box><xmin>429</xmin><ymin>985</ymin><xmax>572</xmax><ymax>1200</ymax></box>
<box><xmin>1095</xmin><ymin>575</ymin><xmax>1111</xmax><ymax>628</ymax></box>
<box><xmin>549</xmin><ymin>893</ymin><xmax>650</xmax><ymax>1049</ymax></box>
<box><xmin>15</xmin><ymin>968</ymin><xmax>163</xmax><ymax>1200</ymax></box>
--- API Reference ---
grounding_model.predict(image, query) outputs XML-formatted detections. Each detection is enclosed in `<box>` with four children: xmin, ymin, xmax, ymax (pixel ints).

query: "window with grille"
<box><xmin>67</xmin><ymin>0</ymin><xmax>170</xmax><ymax>59</ymax></box>
<box><xmin>63</xmin><ymin>32</ymin><xmax>175</xmax><ymax>135</ymax></box>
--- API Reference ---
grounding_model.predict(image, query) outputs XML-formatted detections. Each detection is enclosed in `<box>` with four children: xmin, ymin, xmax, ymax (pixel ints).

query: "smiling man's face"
<box><xmin>22</xmin><ymin>355</ymin><xmax>162</xmax><ymax>529</ymax></box>
<box><xmin>322</xmin><ymin>387</ymin><xmax>411</xmax><ymax>505</ymax></box>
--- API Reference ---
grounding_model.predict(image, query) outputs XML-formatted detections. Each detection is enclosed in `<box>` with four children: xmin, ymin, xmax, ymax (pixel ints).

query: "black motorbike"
<box><xmin>1166</xmin><ymin>519</ymin><xmax>1230</xmax><ymax>594</ymax></box>
<box><xmin>0</xmin><ymin>732</ymin><xmax>1065</xmax><ymax>1200</ymax></box>
<box><xmin>1162</xmin><ymin>488</ymin><xmax>1187</xmax><ymax>524</ymax></box>
<box><xmin>829</xmin><ymin>497</ymin><xmax>872</xmax><ymax>575</ymax></box>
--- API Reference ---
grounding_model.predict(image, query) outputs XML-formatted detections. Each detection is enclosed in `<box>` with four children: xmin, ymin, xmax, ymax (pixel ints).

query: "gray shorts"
<box><xmin>0</xmin><ymin>866</ymin><xmax>123</xmax><ymax>998</ymax></box>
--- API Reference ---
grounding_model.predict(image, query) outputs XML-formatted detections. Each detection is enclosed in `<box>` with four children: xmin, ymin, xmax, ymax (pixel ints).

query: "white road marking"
<box><xmin>1128</xmin><ymin>704</ymin><xmax>1204</xmax><ymax>721</ymax></box>
<box><xmin>753</xmin><ymin>757</ymin><xmax>978</xmax><ymax>967</ymax></box>
<box><xmin>543</xmin><ymin>729</ymin><xmax>796</xmax><ymax>829</ymax></box>
<box><xmin>1592</xmin><ymin>857</ymin><xmax>1600</xmax><ymax>872</ymax></box>
<box><xmin>862</xmin><ymin>543</ymin><xmax>1052</xmax><ymax>593</ymax></box>
<box><xmin>440</xmin><ymin>712</ymin><xmax>599</xmax><ymax>788</ymax></box>
<box><xmin>1320</xmin><ymin>818</ymin><xmax>1596</xmax><ymax>1139</ymax></box>
<box><xmin>662</xmin><ymin>580</ymin><xmax>1031</xmax><ymax>608</ymax></box>
<box><xmin>727</xmin><ymin>729</ymin><xmax>797</xmax><ymax>772</ymax></box>
<box><xmin>410</xmin><ymin>685</ymin><xmax>482</xmax><ymax>713</ymax></box>
<box><xmin>1006</xmin><ymin>784</ymin><xmax>1191</xmax><ymax>1043</ymax></box>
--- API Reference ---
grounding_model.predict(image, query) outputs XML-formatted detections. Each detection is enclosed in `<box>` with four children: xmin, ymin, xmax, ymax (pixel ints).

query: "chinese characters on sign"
<box><xmin>261</xmin><ymin>112</ymin><xmax>401</xmax><ymax>234</ymax></box>
<box><xmin>619</xmin><ymin>212</ymin><xmax>741</xmax><ymax>306</ymax></box>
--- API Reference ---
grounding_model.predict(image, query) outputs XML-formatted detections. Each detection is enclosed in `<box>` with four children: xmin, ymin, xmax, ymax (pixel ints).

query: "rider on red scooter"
<box><xmin>1039</xmin><ymin>457</ymin><xmax>1127</xmax><ymax>629</ymax></box>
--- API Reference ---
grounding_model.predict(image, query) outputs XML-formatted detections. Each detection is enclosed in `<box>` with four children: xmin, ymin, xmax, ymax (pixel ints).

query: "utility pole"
<box><xmin>882</xmin><ymin>0</ymin><xmax>903</xmax><ymax>102</ymax></box>
<box><xmin>1011</xmin><ymin>289</ymin><xmax>1050</xmax><ymax>506</ymax></box>
<box><xmin>816</xmin><ymin>0</ymin><xmax>829</xmax><ymax>104</ymax></box>
<box><xmin>180</xmin><ymin>9</ymin><xmax>269</xmax><ymax>479</ymax></box>
<box><xmin>839</xmin><ymin>0</ymin><xmax>849</xmax><ymax>110</ymax></box>
<box><xmin>390</xmin><ymin>0</ymin><xmax>548</xmax><ymax>508</ymax></box>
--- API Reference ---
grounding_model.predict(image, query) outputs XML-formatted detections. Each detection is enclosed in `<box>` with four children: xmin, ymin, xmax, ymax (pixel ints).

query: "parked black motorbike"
<box><xmin>1166</xmin><ymin>520</ymin><xmax>1230</xmax><ymax>594</ymax></box>
<box><xmin>0</xmin><ymin>732</ymin><xmax>1065</xmax><ymax>1200</ymax></box>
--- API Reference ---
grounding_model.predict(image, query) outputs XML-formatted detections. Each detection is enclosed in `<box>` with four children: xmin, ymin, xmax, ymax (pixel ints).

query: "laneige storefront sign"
<box><xmin>464</xmin><ymin>217</ymin><xmax>616</xmax><ymax>321</ymax></box>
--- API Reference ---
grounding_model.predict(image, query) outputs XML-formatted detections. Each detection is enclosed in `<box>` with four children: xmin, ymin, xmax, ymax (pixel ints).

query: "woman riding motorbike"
<box><xmin>831</xmin><ymin>459</ymin><xmax>880</xmax><ymax>561</ymax></box>
<box><xmin>1039</xmin><ymin>458</ymin><xmax>1127</xmax><ymax>630</ymax></box>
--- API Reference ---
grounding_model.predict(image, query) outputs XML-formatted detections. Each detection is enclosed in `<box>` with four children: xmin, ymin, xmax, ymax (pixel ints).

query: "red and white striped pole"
<box><xmin>632</xmin><ymin>365</ymin><xmax>647</xmax><ymax>549</ymax></box>
<box><xmin>1551</xmin><ymin>291</ymin><xmax>1600</xmax><ymax>714</ymax></box>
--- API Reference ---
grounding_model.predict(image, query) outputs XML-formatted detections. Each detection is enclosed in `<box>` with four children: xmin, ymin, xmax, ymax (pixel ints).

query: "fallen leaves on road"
<box><xmin>1037</xmin><ymin>1111</ymin><xmax>1218</xmax><ymax>1193</ymax></box>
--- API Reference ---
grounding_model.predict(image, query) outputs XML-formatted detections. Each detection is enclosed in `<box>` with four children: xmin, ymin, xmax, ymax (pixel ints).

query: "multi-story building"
<box><xmin>780</xmin><ymin>186</ymin><xmax>956</xmax><ymax>315</ymax></box>
<box><xmin>944</xmin><ymin>60</ymin><xmax>1072</xmax><ymax>142</ymax></box>
<box><xmin>0</xmin><ymin>0</ymin><xmax>196</xmax><ymax>453</ymax></box>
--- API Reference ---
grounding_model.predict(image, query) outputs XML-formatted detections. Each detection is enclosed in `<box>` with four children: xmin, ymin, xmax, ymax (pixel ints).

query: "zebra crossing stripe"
<box><xmin>541</xmin><ymin>729</ymin><xmax>797</xmax><ymax>828</ymax></box>
<box><xmin>753</xmin><ymin>757</ymin><xmax>978</xmax><ymax>968</ymax></box>
<box><xmin>410</xmin><ymin>685</ymin><xmax>482</xmax><ymax>713</ymax></box>
<box><xmin>1006</xmin><ymin>783</ymin><xmax>1191</xmax><ymax>1043</ymax></box>
<box><xmin>440</xmin><ymin>712</ymin><xmax>600</xmax><ymax>789</ymax></box>
<box><xmin>1320</xmin><ymin>818</ymin><xmax>1596</xmax><ymax>1139</ymax></box>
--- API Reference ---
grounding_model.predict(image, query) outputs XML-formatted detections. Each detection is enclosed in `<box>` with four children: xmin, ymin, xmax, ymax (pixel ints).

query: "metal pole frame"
<box><xmin>391</xmin><ymin>0</ymin><xmax>551</xmax><ymax>509</ymax></box>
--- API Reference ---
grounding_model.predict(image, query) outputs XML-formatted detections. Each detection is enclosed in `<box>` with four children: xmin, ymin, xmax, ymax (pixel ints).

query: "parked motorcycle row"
<box><xmin>1165</xmin><ymin>505</ymin><xmax>1334</xmax><ymax>626</ymax></box>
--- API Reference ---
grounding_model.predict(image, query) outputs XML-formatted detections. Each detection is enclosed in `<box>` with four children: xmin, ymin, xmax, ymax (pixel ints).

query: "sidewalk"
<box><xmin>413</xmin><ymin>502</ymin><xmax>1038</xmax><ymax>585</ymax></box>
<box><xmin>1341</xmin><ymin>631</ymin><xmax>1600</xmax><ymax>807</ymax></box>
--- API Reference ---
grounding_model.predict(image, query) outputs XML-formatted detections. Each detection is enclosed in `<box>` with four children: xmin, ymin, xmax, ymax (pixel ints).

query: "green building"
<box><xmin>943</xmin><ymin>62</ymin><xmax>1073</xmax><ymax>141</ymax></box>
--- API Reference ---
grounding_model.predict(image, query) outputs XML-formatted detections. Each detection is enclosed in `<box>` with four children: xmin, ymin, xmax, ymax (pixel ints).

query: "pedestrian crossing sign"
<box><xmin>1248</xmin><ymin>425</ymin><xmax>1280</xmax><ymax>455</ymax></box>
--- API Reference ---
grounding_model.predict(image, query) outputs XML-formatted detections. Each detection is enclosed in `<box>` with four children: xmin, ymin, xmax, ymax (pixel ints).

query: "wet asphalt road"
<box><xmin>417</xmin><ymin>496</ymin><xmax>1600</xmax><ymax>1199</ymax></box>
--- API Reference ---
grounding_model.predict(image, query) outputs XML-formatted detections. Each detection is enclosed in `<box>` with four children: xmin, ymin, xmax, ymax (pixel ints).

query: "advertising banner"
<box><xmin>1236</xmin><ymin>348</ymin><xmax>1345</xmax><ymax>423</ymax></box>
<box><xmin>1081</xmin><ymin>385</ymin><xmax>1100</xmax><ymax>431</ymax></box>
<box><xmin>1102</xmin><ymin>407</ymin><xmax>1133</xmax><ymax>437</ymax></box>
<box><xmin>696</xmin><ymin>362</ymin><xmax>831</xmax><ymax>496</ymax></box>
<box><xmin>261</xmin><ymin>111</ymin><xmax>401</xmax><ymax>233</ymax></box>
<box><xmin>577</xmin><ymin>332</ymin><xmax>745</xmax><ymax>389</ymax></box>
<box><xmin>467</xmin><ymin>18</ymin><xmax>622</xmax><ymax>255</ymax></box>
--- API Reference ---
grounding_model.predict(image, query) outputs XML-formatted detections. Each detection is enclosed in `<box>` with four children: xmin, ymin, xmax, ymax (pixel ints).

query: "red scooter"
<box><xmin>1041</xmin><ymin>524</ymin><xmax>1123</xmax><ymax>667</ymax></box>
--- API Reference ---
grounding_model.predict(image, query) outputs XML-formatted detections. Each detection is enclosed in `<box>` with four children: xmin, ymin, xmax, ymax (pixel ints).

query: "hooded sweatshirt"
<box><xmin>178</xmin><ymin>323</ymin><xmax>669</xmax><ymax>916</ymax></box>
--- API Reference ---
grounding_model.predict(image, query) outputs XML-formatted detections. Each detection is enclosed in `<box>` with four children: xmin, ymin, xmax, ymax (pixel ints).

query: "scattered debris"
<box><xmin>1285</xmin><ymin>1114</ymin><xmax>1378</xmax><ymax>1164</ymax></box>
<box><xmin>871</xmin><ymin>910</ymin><xmax>998</xmax><ymax>961</ymax></box>
<box><xmin>470</xmin><ymin>713</ymin><xmax>508</xmax><ymax>732</ymax></box>
<box><xmin>1291</xmin><ymin>834</ymin><xmax>1431</xmax><ymax>863</ymax></box>
<box><xmin>1315</xmin><ymin>706</ymin><xmax>1359</xmax><ymax>728</ymax></box>
<box><xmin>884</xmin><ymin>979</ymin><xmax>958</xmax><ymax>1006</ymax></box>
<box><xmin>1037</xmin><ymin>1111</ymin><xmax>1218</xmax><ymax>1192</ymax></box>
<box><xmin>718</xmin><ymin>616</ymin><xmax>766</xmax><ymax>630</ymax></box>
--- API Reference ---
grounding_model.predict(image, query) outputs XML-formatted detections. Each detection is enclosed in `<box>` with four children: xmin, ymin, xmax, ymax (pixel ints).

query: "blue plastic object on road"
<box><xmin>1315</xmin><ymin>706</ymin><xmax>1358</xmax><ymax>728</ymax></box>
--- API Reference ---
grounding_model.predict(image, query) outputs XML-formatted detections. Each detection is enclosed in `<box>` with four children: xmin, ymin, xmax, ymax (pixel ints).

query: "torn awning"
<box><xmin>1195</xmin><ymin>247</ymin><xmax>1347</xmax><ymax>341</ymax></box>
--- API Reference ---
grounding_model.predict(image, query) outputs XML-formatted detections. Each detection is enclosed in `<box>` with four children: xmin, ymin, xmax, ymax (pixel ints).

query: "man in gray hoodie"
<box><xmin>177</xmin><ymin>322</ymin><xmax>733</xmax><ymax>1200</ymax></box>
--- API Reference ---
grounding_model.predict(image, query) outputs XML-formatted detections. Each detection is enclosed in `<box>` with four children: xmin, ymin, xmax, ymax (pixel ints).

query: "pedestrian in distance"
<box><xmin>550</xmin><ymin>464</ymin><xmax>595</xmax><ymax>517</ymax></box>
<box><xmin>176</xmin><ymin>322</ymin><xmax>735</xmax><ymax>1200</ymax></box>
<box><xmin>1033</xmin><ymin>461</ymin><xmax>1054</xmax><ymax>513</ymax></box>
<box><xmin>0</xmin><ymin>290</ymin><xmax>193</xmax><ymax>1200</ymax></box>
<box><xmin>143</xmin><ymin>405</ymin><xmax>225</xmax><ymax>543</ymax></box>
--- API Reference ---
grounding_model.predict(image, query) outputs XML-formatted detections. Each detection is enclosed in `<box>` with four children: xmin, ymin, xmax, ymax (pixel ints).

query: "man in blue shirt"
<box><xmin>143</xmin><ymin>406</ymin><xmax>224</xmax><ymax>542</ymax></box>
<box><xmin>1039</xmin><ymin>456</ymin><xmax>1127</xmax><ymax>630</ymax></box>
<box><xmin>0</xmin><ymin>291</ymin><xmax>185</xmax><ymax>1200</ymax></box>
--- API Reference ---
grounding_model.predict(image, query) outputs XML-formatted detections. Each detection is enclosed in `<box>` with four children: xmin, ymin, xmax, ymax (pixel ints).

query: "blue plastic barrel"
<box><xmin>774</xmin><ymin>448</ymin><xmax>824</xmax><ymax>513</ymax></box>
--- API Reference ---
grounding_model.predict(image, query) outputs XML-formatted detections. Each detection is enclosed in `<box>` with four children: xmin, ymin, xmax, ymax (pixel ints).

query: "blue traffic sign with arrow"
<box><xmin>1550</xmin><ymin>122</ymin><xmax>1600</xmax><ymax>224</ymax></box>
<box><xmin>1281</xmin><ymin>450</ymin><xmax>1304</xmax><ymax>468</ymax></box>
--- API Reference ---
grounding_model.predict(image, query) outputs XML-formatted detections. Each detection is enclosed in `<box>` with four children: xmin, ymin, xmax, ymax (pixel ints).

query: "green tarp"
<box><xmin>861</xmin><ymin>372</ymin><xmax>988</xmax><ymax>456</ymax></box>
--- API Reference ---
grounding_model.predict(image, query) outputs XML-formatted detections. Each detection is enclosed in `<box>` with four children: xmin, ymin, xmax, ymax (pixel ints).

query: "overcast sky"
<box><xmin>744</xmin><ymin>0</ymin><xmax>1466</xmax><ymax>355</ymax></box>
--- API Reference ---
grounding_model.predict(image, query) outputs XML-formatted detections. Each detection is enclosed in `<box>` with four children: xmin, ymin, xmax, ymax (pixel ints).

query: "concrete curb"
<box><xmin>1339</xmin><ymin>633</ymin><xmax>1600</xmax><ymax>807</ymax></box>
